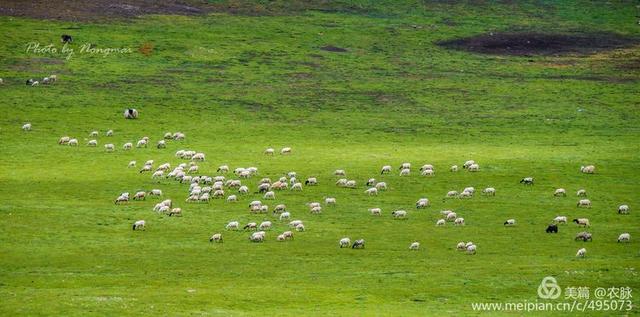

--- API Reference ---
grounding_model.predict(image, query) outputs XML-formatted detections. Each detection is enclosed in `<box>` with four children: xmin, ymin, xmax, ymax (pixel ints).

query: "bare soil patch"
<box><xmin>437</xmin><ymin>32</ymin><xmax>639</xmax><ymax>56</ymax></box>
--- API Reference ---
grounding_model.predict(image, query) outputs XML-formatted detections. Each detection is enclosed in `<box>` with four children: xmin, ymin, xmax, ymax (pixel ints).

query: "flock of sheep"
<box><xmin>22</xmin><ymin>114</ymin><xmax>633</xmax><ymax>257</ymax></box>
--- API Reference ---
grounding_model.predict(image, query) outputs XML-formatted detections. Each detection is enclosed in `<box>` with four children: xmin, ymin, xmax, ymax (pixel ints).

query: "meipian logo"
<box><xmin>537</xmin><ymin>276</ymin><xmax>561</xmax><ymax>299</ymax></box>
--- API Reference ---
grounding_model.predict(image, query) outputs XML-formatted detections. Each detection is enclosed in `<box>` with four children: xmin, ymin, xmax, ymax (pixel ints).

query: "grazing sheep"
<box><xmin>163</xmin><ymin>132</ymin><xmax>173</xmax><ymax>139</ymax></box>
<box><xmin>106</xmin><ymin>130</ymin><xmax>114</xmax><ymax>136</ymax></box>
<box><xmin>123</xmin><ymin>142</ymin><xmax>133</xmax><ymax>150</ymax></box>
<box><xmin>68</xmin><ymin>138</ymin><xmax>78</xmax><ymax>146</ymax></box>
<box><xmin>618</xmin><ymin>205</ymin><xmax>630</xmax><ymax>214</ymax></box>
<box><xmin>409</xmin><ymin>242</ymin><xmax>420</xmax><ymax>250</ymax></box>
<box><xmin>310</xmin><ymin>206</ymin><xmax>322</xmax><ymax>214</ymax></box>
<box><xmin>22</xmin><ymin>123</ymin><xmax>32</xmax><ymax>131</ymax></box>
<box><xmin>287</xmin><ymin>171</ymin><xmax>297</xmax><ymax>178</ymax></box>
<box><xmin>546</xmin><ymin>224</ymin><xmax>558</xmax><ymax>233</ymax></box>
<box><xmin>238</xmin><ymin>186</ymin><xmax>249</xmax><ymax>194</ymax></box>
<box><xmin>436</xmin><ymin>219</ymin><xmax>446</xmax><ymax>226</ymax></box>
<box><xmin>446</xmin><ymin>190</ymin><xmax>459</xmax><ymax>198</ymax></box>
<box><xmin>375</xmin><ymin>182</ymin><xmax>387</xmax><ymax>190</ymax></box>
<box><xmin>345</xmin><ymin>180</ymin><xmax>357</xmax><ymax>188</ymax></box>
<box><xmin>305</xmin><ymin>177</ymin><xmax>318</xmax><ymax>185</ymax></box>
<box><xmin>132</xmin><ymin>220</ymin><xmax>146</xmax><ymax>230</ymax></box>
<box><xmin>279</xmin><ymin>212</ymin><xmax>291</xmax><ymax>221</ymax></box>
<box><xmin>264</xmin><ymin>148</ymin><xmax>275</xmax><ymax>155</ymax></box>
<box><xmin>339</xmin><ymin>238</ymin><xmax>351</xmax><ymax>248</ymax></box>
<box><xmin>352</xmin><ymin>239</ymin><xmax>365</xmax><ymax>249</ymax></box>
<box><xmin>400</xmin><ymin>162</ymin><xmax>411</xmax><ymax>170</ymax></box>
<box><xmin>366</xmin><ymin>178</ymin><xmax>376</xmax><ymax>186</ymax></box>
<box><xmin>199</xmin><ymin>193</ymin><xmax>211</xmax><ymax>203</ymax></box>
<box><xmin>151</xmin><ymin>171</ymin><xmax>164</xmax><ymax>179</ymax></box>
<box><xmin>392</xmin><ymin>210</ymin><xmax>407</xmax><ymax>219</ymax></box>
<box><xmin>421</xmin><ymin>169</ymin><xmax>435</xmax><ymax>176</ymax></box>
<box><xmin>128</xmin><ymin>161</ymin><xmax>136</xmax><ymax>168</ymax></box>
<box><xmin>31</xmin><ymin>80</ymin><xmax>39</xmax><ymax>86</ymax></box>
<box><xmin>459</xmin><ymin>191</ymin><xmax>473</xmax><ymax>199</ymax></box>
<box><xmin>259</xmin><ymin>221</ymin><xmax>272</xmax><ymax>230</ymax></box>
<box><xmin>209</xmin><ymin>233</ymin><xmax>223</xmax><ymax>243</ymax></box>
<box><xmin>173</xmin><ymin>132</ymin><xmax>185</xmax><ymax>140</ymax></box>
<box><xmin>277</xmin><ymin>234</ymin><xmax>286</xmax><ymax>241</ymax></box>
<box><xmin>226</xmin><ymin>221</ymin><xmax>240</xmax><ymax>230</ymax></box>
<box><xmin>381</xmin><ymin>165</ymin><xmax>392</xmax><ymax>174</ymax></box>
<box><xmin>244</xmin><ymin>222</ymin><xmax>258</xmax><ymax>230</ymax></box>
<box><xmin>576</xmin><ymin>189</ymin><xmax>587</xmax><ymax>197</ymax></box>
<box><xmin>249</xmin><ymin>231</ymin><xmax>265</xmax><ymax>242</ymax></box>
<box><xmin>148</xmin><ymin>189</ymin><xmax>162</xmax><ymax>197</ymax></box>
<box><xmin>280</xmin><ymin>147</ymin><xmax>292</xmax><ymax>155</ymax></box>
<box><xmin>580</xmin><ymin>165</ymin><xmax>595</xmax><ymax>174</ymax></box>
<box><xmin>575</xmin><ymin>232</ymin><xmax>593</xmax><ymax>242</ymax></box>
<box><xmin>168</xmin><ymin>208</ymin><xmax>182</xmax><ymax>217</ymax></box>
<box><xmin>295</xmin><ymin>223</ymin><xmax>305</xmax><ymax>232</ymax></box>
<box><xmin>263</xmin><ymin>191</ymin><xmax>275</xmax><ymax>200</ymax></box>
<box><xmin>289</xmin><ymin>220</ymin><xmax>303</xmax><ymax>228</ymax></box>
<box><xmin>467</xmin><ymin>163</ymin><xmax>480</xmax><ymax>172</ymax></box>
<box><xmin>482</xmin><ymin>187</ymin><xmax>496</xmax><ymax>196</ymax></box>
<box><xmin>577</xmin><ymin>199</ymin><xmax>591</xmax><ymax>208</ymax></box>
<box><xmin>114</xmin><ymin>194</ymin><xmax>129</xmax><ymax>205</ymax></box>
<box><xmin>124</xmin><ymin>109</ymin><xmax>138</xmax><ymax>119</ymax></box>
<box><xmin>576</xmin><ymin>248</ymin><xmax>586</xmax><ymax>257</ymax></box>
<box><xmin>454</xmin><ymin>217</ymin><xmax>465</xmax><ymax>226</ymax></box>
<box><xmin>132</xmin><ymin>191</ymin><xmax>146</xmax><ymax>201</ymax></box>
<box><xmin>282</xmin><ymin>231</ymin><xmax>294</xmax><ymax>240</ymax></box>
<box><xmin>504</xmin><ymin>219</ymin><xmax>516</xmax><ymax>226</ymax></box>
<box><xmin>420</xmin><ymin>164</ymin><xmax>434</xmax><ymax>171</ymax></box>
<box><xmin>87</xmin><ymin>139</ymin><xmax>98</xmax><ymax>147</ymax></box>
<box><xmin>520</xmin><ymin>177</ymin><xmax>534</xmax><ymax>185</ymax></box>
<box><xmin>617</xmin><ymin>233</ymin><xmax>630</xmax><ymax>243</ymax></box>
<box><xmin>325</xmin><ymin>197</ymin><xmax>336</xmax><ymax>205</ymax></box>
<box><xmin>369</xmin><ymin>208</ymin><xmax>382</xmax><ymax>216</ymax></box>
<box><xmin>554</xmin><ymin>188</ymin><xmax>566</xmax><ymax>197</ymax></box>
<box><xmin>399</xmin><ymin>168</ymin><xmax>410</xmax><ymax>176</ymax></box>
<box><xmin>192</xmin><ymin>153</ymin><xmax>205</xmax><ymax>161</ymax></box>
<box><xmin>450</xmin><ymin>165</ymin><xmax>459</xmax><ymax>172</ymax></box>
<box><xmin>334</xmin><ymin>169</ymin><xmax>346</xmax><ymax>176</ymax></box>
<box><xmin>227</xmin><ymin>195</ymin><xmax>238</xmax><ymax>202</ymax></box>
<box><xmin>416</xmin><ymin>198</ymin><xmax>430</xmax><ymax>209</ymax></box>
<box><xmin>336</xmin><ymin>178</ymin><xmax>347</xmax><ymax>187</ymax></box>
<box><xmin>553</xmin><ymin>216</ymin><xmax>567</xmax><ymax>224</ymax></box>
<box><xmin>273</xmin><ymin>204</ymin><xmax>287</xmax><ymax>213</ymax></box>
<box><xmin>463</xmin><ymin>160</ymin><xmax>475</xmax><ymax>169</ymax></box>
<box><xmin>466</xmin><ymin>244</ymin><xmax>477</xmax><ymax>254</ymax></box>
<box><xmin>157</xmin><ymin>140</ymin><xmax>166</xmax><ymax>149</ymax></box>
<box><xmin>212</xmin><ymin>190</ymin><xmax>225</xmax><ymax>199</ymax></box>
<box><xmin>362</xmin><ymin>187</ymin><xmax>377</xmax><ymax>196</ymax></box>
<box><xmin>446</xmin><ymin>212</ymin><xmax>457</xmax><ymax>221</ymax></box>
<box><xmin>456</xmin><ymin>242</ymin><xmax>467</xmax><ymax>250</ymax></box>
<box><xmin>573</xmin><ymin>218</ymin><xmax>590</xmax><ymax>227</ymax></box>
<box><xmin>58</xmin><ymin>136</ymin><xmax>70</xmax><ymax>145</ymax></box>
<box><xmin>290</xmin><ymin>182</ymin><xmax>303</xmax><ymax>191</ymax></box>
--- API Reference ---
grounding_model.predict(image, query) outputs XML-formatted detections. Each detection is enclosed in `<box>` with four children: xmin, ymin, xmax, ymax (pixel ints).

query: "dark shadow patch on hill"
<box><xmin>320</xmin><ymin>45</ymin><xmax>348</xmax><ymax>53</ymax></box>
<box><xmin>437</xmin><ymin>32</ymin><xmax>640</xmax><ymax>56</ymax></box>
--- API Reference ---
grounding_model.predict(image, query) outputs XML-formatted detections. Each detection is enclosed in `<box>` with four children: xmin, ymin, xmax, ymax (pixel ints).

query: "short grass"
<box><xmin>0</xmin><ymin>1</ymin><xmax>639</xmax><ymax>315</ymax></box>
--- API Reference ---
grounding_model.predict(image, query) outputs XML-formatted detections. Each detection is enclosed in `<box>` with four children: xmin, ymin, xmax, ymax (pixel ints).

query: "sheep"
<box><xmin>520</xmin><ymin>177</ymin><xmax>534</xmax><ymax>185</ymax></box>
<box><xmin>576</xmin><ymin>189</ymin><xmax>587</xmax><ymax>197</ymax></box>
<box><xmin>259</xmin><ymin>221</ymin><xmax>272</xmax><ymax>230</ymax></box>
<box><xmin>446</xmin><ymin>212</ymin><xmax>457</xmax><ymax>221</ymax></box>
<box><xmin>351</xmin><ymin>239</ymin><xmax>365</xmax><ymax>249</ymax></box>
<box><xmin>287</xmin><ymin>172</ymin><xmax>297</xmax><ymax>178</ymax></box>
<box><xmin>173</xmin><ymin>132</ymin><xmax>185</xmax><ymax>140</ymax></box>
<box><xmin>576</xmin><ymin>248</ymin><xmax>586</xmax><ymax>257</ymax></box>
<box><xmin>187</xmin><ymin>165</ymin><xmax>199</xmax><ymax>174</ymax></box>
<box><xmin>339</xmin><ymin>238</ymin><xmax>351</xmax><ymax>248</ymax></box>
<box><xmin>163</xmin><ymin>132</ymin><xmax>173</xmax><ymax>139</ymax></box>
<box><xmin>273</xmin><ymin>204</ymin><xmax>287</xmax><ymax>213</ymax></box>
<box><xmin>392</xmin><ymin>210</ymin><xmax>407</xmax><ymax>219</ymax></box>
<box><xmin>114</xmin><ymin>195</ymin><xmax>129</xmax><ymax>204</ymax></box>
<box><xmin>212</xmin><ymin>190</ymin><xmax>225</xmax><ymax>199</ymax></box>
<box><xmin>226</xmin><ymin>221</ymin><xmax>240</xmax><ymax>230</ymax></box>
<box><xmin>249</xmin><ymin>200</ymin><xmax>262</xmax><ymax>208</ymax></box>
<box><xmin>454</xmin><ymin>217</ymin><xmax>465</xmax><ymax>226</ymax></box>
<box><xmin>123</xmin><ymin>142</ymin><xmax>133</xmax><ymax>150</ymax></box>
<box><xmin>263</xmin><ymin>191</ymin><xmax>275</xmax><ymax>200</ymax></box>
<box><xmin>209</xmin><ymin>233</ymin><xmax>223</xmax><ymax>243</ymax></box>
<box><xmin>553</xmin><ymin>188</ymin><xmax>566</xmax><ymax>197</ymax></box>
<box><xmin>345</xmin><ymin>180</ymin><xmax>357</xmax><ymax>188</ymax></box>
<box><xmin>185</xmin><ymin>194</ymin><xmax>199</xmax><ymax>203</ymax></box>
<box><xmin>168</xmin><ymin>208</ymin><xmax>182</xmax><ymax>217</ymax></box>
<box><xmin>280</xmin><ymin>147</ymin><xmax>292</xmax><ymax>155</ymax></box>
<box><xmin>436</xmin><ymin>219</ymin><xmax>446</xmax><ymax>226</ymax></box>
<box><xmin>400</xmin><ymin>162</ymin><xmax>411</xmax><ymax>170</ymax></box>
<box><xmin>68</xmin><ymin>138</ymin><xmax>78</xmax><ymax>146</ymax></box>
<box><xmin>399</xmin><ymin>168</ymin><xmax>410</xmax><ymax>176</ymax></box>
<box><xmin>295</xmin><ymin>223</ymin><xmax>305</xmax><ymax>232</ymax></box>
<box><xmin>288</xmin><ymin>220</ymin><xmax>303</xmax><ymax>228</ymax></box>
<box><xmin>416</xmin><ymin>198</ymin><xmax>430</xmax><ymax>209</ymax></box>
<box><xmin>22</xmin><ymin>123</ymin><xmax>32</xmax><ymax>131</ymax></box>
<box><xmin>290</xmin><ymin>182</ymin><xmax>303</xmax><ymax>191</ymax></box>
<box><xmin>618</xmin><ymin>205</ymin><xmax>630</xmax><ymax>214</ymax></box>
<box><xmin>151</xmin><ymin>171</ymin><xmax>164</xmax><ymax>179</ymax></box>
<box><xmin>459</xmin><ymin>191</ymin><xmax>473</xmax><ymax>199</ymax></box>
<box><xmin>466</xmin><ymin>244</ymin><xmax>477</xmax><ymax>254</ymax></box>
<box><xmin>420</xmin><ymin>164</ymin><xmax>434</xmax><ymax>171</ymax></box>
<box><xmin>145</xmin><ymin>160</ymin><xmax>154</xmax><ymax>166</ymax></box>
<box><xmin>277</xmin><ymin>234</ymin><xmax>286</xmax><ymax>241</ymax></box>
<box><xmin>264</xmin><ymin>148</ymin><xmax>275</xmax><ymax>155</ymax></box>
<box><xmin>308</xmin><ymin>202</ymin><xmax>321</xmax><ymax>209</ymax></box>
<box><xmin>128</xmin><ymin>161</ymin><xmax>136</xmax><ymax>168</ymax></box>
<box><xmin>450</xmin><ymin>165</ymin><xmax>459</xmax><ymax>172</ymax></box>
<box><xmin>503</xmin><ymin>219</ymin><xmax>516</xmax><ymax>226</ymax></box>
<box><xmin>106</xmin><ymin>130</ymin><xmax>114</xmax><ymax>136</ymax></box>
<box><xmin>580</xmin><ymin>165</ymin><xmax>595</xmax><ymax>174</ymax></box>
<box><xmin>156</xmin><ymin>140</ymin><xmax>166</xmax><ymax>149</ymax></box>
<box><xmin>192</xmin><ymin>153</ymin><xmax>205</xmax><ymax>161</ymax></box>
<box><xmin>87</xmin><ymin>139</ymin><xmax>98</xmax><ymax>147</ymax></box>
<box><xmin>334</xmin><ymin>169</ymin><xmax>346</xmax><ymax>176</ymax></box>
<box><xmin>572</xmin><ymin>218</ymin><xmax>590</xmax><ymax>227</ymax></box>
<box><xmin>617</xmin><ymin>233</ymin><xmax>630</xmax><ymax>243</ymax></box>
<box><xmin>279</xmin><ymin>212</ymin><xmax>291</xmax><ymax>221</ymax></box>
<box><xmin>156</xmin><ymin>163</ymin><xmax>170</xmax><ymax>171</ymax></box>
<box><xmin>482</xmin><ymin>187</ymin><xmax>496</xmax><ymax>196</ymax></box>
<box><xmin>463</xmin><ymin>160</ymin><xmax>475</xmax><ymax>169</ymax></box>
<box><xmin>366</xmin><ymin>178</ymin><xmax>376</xmax><ymax>186</ymax></box>
<box><xmin>249</xmin><ymin>231</ymin><xmax>265</xmax><ymax>242</ymax></box>
<box><xmin>577</xmin><ymin>199</ymin><xmax>591</xmax><ymax>208</ymax></box>
<box><xmin>31</xmin><ymin>80</ymin><xmax>39</xmax><ymax>86</ymax></box>
<box><xmin>132</xmin><ymin>191</ymin><xmax>146</xmax><ymax>201</ymax></box>
<box><xmin>310</xmin><ymin>206</ymin><xmax>322</xmax><ymax>214</ymax></box>
<box><xmin>325</xmin><ymin>197</ymin><xmax>336</xmax><ymax>205</ymax></box>
<box><xmin>446</xmin><ymin>190</ymin><xmax>459</xmax><ymax>198</ymax></box>
<box><xmin>148</xmin><ymin>189</ymin><xmax>162</xmax><ymax>197</ymax></box>
<box><xmin>575</xmin><ymin>232</ymin><xmax>592</xmax><ymax>242</ymax></box>
<box><xmin>282</xmin><ymin>231</ymin><xmax>294</xmax><ymax>240</ymax></box>
<box><xmin>364</xmin><ymin>187</ymin><xmax>378</xmax><ymax>196</ymax></box>
<box><xmin>217</xmin><ymin>165</ymin><xmax>229</xmax><ymax>173</ymax></box>
<box><xmin>421</xmin><ymin>169</ymin><xmax>435</xmax><ymax>176</ymax></box>
<box><xmin>456</xmin><ymin>242</ymin><xmax>467</xmax><ymax>250</ymax></box>
<box><xmin>244</xmin><ymin>222</ymin><xmax>258</xmax><ymax>230</ymax></box>
<box><xmin>199</xmin><ymin>193</ymin><xmax>211</xmax><ymax>203</ymax></box>
<box><xmin>160</xmin><ymin>199</ymin><xmax>172</xmax><ymax>208</ymax></box>
<box><xmin>122</xmin><ymin>108</ymin><xmax>138</xmax><ymax>119</ymax></box>
<box><xmin>553</xmin><ymin>216</ymin><xmax>567</xmax><ymax>224</ymax></box>
<box><xmin>238</xmin><ymin>186</ymin><xmax>249</xmax><ymax>194</ymax></box>
<box><xmin>467</xmin><ymin>164</ymin><xmax>480</xmax><ymax>172</ymax></box>
<box><xmin>132</xmin><ymin>220</ymin><xmax>146</xmax><ymax>230</ymax></box>
<box><xmin>58</xmin><ymin>136</ymin><xmax>70</xmax><ymax>145</ymax></box>
<box><xmin>369</xmin><ymin>208</ymin><xmax>382</xmax><ymax>216</ymax></box>
<box><xmin>380</xmin><ymin>165</ymin><xmax>392</xmax><ymax>174</ymax></box>
<box><xmin>409</xmin><ymin>242</ymin><xmax>420</xmax><ymax>250</ymax></box>
<box><xmin>375</xmin><ymin>182</ymin><xmax>387</xmax><ymax>191</ymax></box>
<box><xmin>546</xmin><ymin>224</ymin><xmax>558</xmax><ymax>233</ymax></box>
<box><xmin>227</xmin><ymin>195</ymin><xmax>238</xmax><ymax>202</ymax></box>
<box><xmin>305</xmin><ymin>177</ymin><xmax>318</xmax><ymax>186</ymax></box>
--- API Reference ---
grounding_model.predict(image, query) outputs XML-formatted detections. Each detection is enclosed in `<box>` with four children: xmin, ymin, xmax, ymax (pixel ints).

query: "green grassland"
<box><xmin>0</xmin><ymin>1</ymin><xmax>639</xmax><ymax>315</ymax></box>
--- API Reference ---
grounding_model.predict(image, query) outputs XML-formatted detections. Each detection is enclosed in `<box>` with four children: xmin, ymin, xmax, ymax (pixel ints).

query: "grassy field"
<box><xmin>1</xmin><ymin>1</ymin><xmax>639</xmax><ymax>315</ymax></box>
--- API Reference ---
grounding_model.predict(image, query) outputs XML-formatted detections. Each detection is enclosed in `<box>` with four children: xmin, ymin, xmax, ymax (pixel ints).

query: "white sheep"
<box><xmin>436</xmin><ymin>219</ymin><xmax>446</xmax><ymax>226</ymax></box>
<box><xmin>467</xmin><ymin>163</ymin><xmax>480</xmax><ymax>172</ymax></box>
<box><xmin>618</xmin><ymin>205</ymin><xmax>630</xmax><ymax>214</ymax></box>
<box><xmin>279</xmin><ymin>212</ymin><xmax>291</xmax><ymax>221</ymax></box>
<box><xmin>227</xmin><ymin>195</ymin><xmax>238</xmax><ymax>202</ymax></box>
<box><xmin>576</xmin><ymin>248</ymin><xmax>586</xmax><ymax>257</ymax></box>
<box><xmin>572</xmin><ymin>218</ymin><xmax>590</xmax><ymax>227</ymax></box>
<box><xmin>420</xmin><ymin>164</ymin><xmax>434</xmax><ymax>171</ymax></box>
<box><xmin>310</xmin><ymin>206</ymin><xmax>322</xmax><ymax>214</ymax></box>
<box><xmin>336</xmin><ymin>178</ymin><xmax>348</xmax><ymax>186</ymax></box>
<box><xmin>123</xmin><ymin>142</ymin><xmax>133</xmax><ymax>150</ymax></box>
<box><xmin>192</xmin><ymin>153</ymin><xmax>205</xmax><ymax>161</ymax></box>
<box><xmin>305</xmin><ymin>177</ymin><xmax>318</xmax><ymax>186</ymax></box>
<box><xmin>554</xmin><ymin>188</ymin><xmax>566</xmax><ymax>197</ymax></box>
<box><xmin>380</xmin><ymin>165</ymin><xmax>392</xmax><ymax>174</ymax></box>
<box><xmin>375</xmin><ymin>182</ymin><xmax>387</xmax><ymax>190</ymax></box>
<box><xmin>421</xmin><ymin>169</ymin><xmax>435</xmax><ymax>176</ymax></box>
<box><xmin>392</xmin><ymin>210</ymin><xmax>407</xmax><ymax>218</ymax></box>
<box><xmin>249</xmin><ymin>231</ymin><xmax>266</xmax><ymax>242</ymax></box>
<box><xmin>554</xmin><ymin>216</ymin><xmax>567</xmax><ymax>224</ymax></box>
<box><xmin>416</xmin><ymin>198</ymin><xmax>430</xmax><ymax>209</ymax></box>
<box><xmin>209</xmin><ymin>233</ymin><xmax>223</xmax><ymax>243</ymax></box>
<box><xmin>156</xmin><ymin>140</ymin><xmax>166</xmax><ymax>149</ymax></box>
<box><xmin>334</xmin><ymin>169</ymin><xmax>346</xmax><ymax>176</ymax></box>
<box><xmin>151</xmin><ymin>170</ymin><xmax>164</xmax><ymax>179</ymax></box>
<box><xmin>400</xmin><ymin>162</ymin><xmax>411</xmax><ymax>170</ymax></box>
<box><xmin>454</xmin><ymin>217</ymin><xmax>465</xmax><ymax>226</ymax></box>
<box><xmin>446</xmin><ymin>190</ymin><xmax>459</xmax><ymax>198</ymax></box>
<box><xmin>173</xmin><ymin>132</ymin><xmax>185</xmax><ymax>140</ymax></box>
<box><xmin>87</xmin><ymin>139</ymin><xmax>98</xmax><ymax>147</ymax></box>
<box><xmin>290</xmin><ymin>182</ymin><xmax>303</xmax><ymax>191</ymax></box>
<box><xmin>446</xmin><ymin>212</ymin><xmax>457</xmax><ymax>221</ymax></box>
<box><xmin>22</xmin><ymin>123</ymin><xmax>32</xmax><ymax>131</ymax></box>
<box><xmin>295</xmin><ymin>223</ymin><xmax>305</xmax><ymax>231</ymax></box>
<box><xmin>124</xmin><ymin>109</ymin><xmax>138</xmax><ymax>119</ymax></box>
<box><xmin>409</xmin><ymin>242</ymin><xmax>420</xmax><ymax>250</ymax></box>
<box><xmin>325</xmin><ymin>197</ymin><xmax>336</xmax><ymax>205</ymax></box>
<box><xmin>456</xmin><ymin>242</ymin><xmax>466</xmax><ymax>250</ymax></box>
<box><xmin>617</xmin><ymin>233</ymin><xmax>630</xmax><ymax>243</ymax></box>
<box><xmin>399</xmin><ymin>168</ymin><xmax>410</xmax><ymax>176</ymax></box>
<box><xmin>277</xmin><ymin>234</ymin><xmax>286</xmax><ymax>241</ymax></box>
<box><xmin>226</xmin><ymin>221</ymin><xmax>240</xmax><ymax>230</ymax></box>
<box><xmin>263</xmin><ymin>191</ymin><xmax>275</xmax><ymax>200</ymax></box>
<box><xmin>282</xmin><ymin>231</ymin><xmax>294</xmax><ymax>240</ymax></box>
<box><xmin>287</xmin><ymin>172</ymin><xmax>297</xmax><ymax>178</ymax></box>
<box><xmin>339</xmin><ymin>238</ymin><xmax>351</xmax><ymax>248</ymax></box>
<box><xmin>366</xmin><ymin>178</ymin><xmax>376</xmax><ymax>186</ymax></box>
<box><xmin>345</xmin><ymin>180</ymin><xmax>357</xmax><ymax>188</ymax></box>
<box><xmin>466</xmin><ymin>244</ymin><xmax>476</xmax><ymax>254</ymax></box>
<box><xmin>482</xmin><ymin>187</ymin><xmax>496</xmax><ymax>196</ymax></box>
<box><xmin>217</xmin><ymin>165</ymin><xmax>229</xmax><ymax>173</ymax></box>
<box><xmin>148</xmin><ymin>189</ymin><xmax>162</xmax><ymax>197</ymax></box>
<box><xmin>365</xmin><ymin>187</ymin><xmax>378</xmax><ymax>196</ymax></box>
<box><xmin>369</xmin><ymin>208</ymin><xmax>381</xmax><ymax>216</ymax></box>
<box><xmin>128</xmin><ymin>160</ymin><xmax>136</xmax><ymax>168</ymax></box>
<box><xmin>576</xmin><ymin>189</ymin><xmax>587</xmax><ymax>197</ymax></box>
<box><xmin>264</xmin><ymin>148</ymin><xmax>275</xmax><ymax>155</ymax></box>
<box><xmin>132</xmin><ymin>220</ymin><xmax>146</xmax><ymax>230</ymax></box>
<box><xmin>58</xmin><ymin>136</ymin><xmax>70</xmax><ymax>145</ymax></box>
<box><xmin>212</xmin><ymin>190</ymin><xmax>225</xmax><ymax>199</ymax></box>
<box><xmin>259</xmin><ymin>221</ymin><xmax>272</xmax><ymax>230</ymax></box>
<box><xmin>577</xmin><ymin>199</ymin><xmax>591</xmax><ymax>208</ymax></box>
<box><xmin>463</xmin><ymin>160</ymin><xmax>475</xmax><ymax>169</ymax></box>
<box><xmin>289</xmin><ymin>220</ymin><xmax>303</xmax><ymax>227</ymax></box>
<box><xmin>238</xmin><ymin>186</ymin><xmax>249</xmax><ymax>194</ymax></box>
<box><xmin>280</xmin><ymin>147</ymin><xmax>292</xmax><ymax>155</ymax></box>
<box><xmin>273</xmin><ymin>204</ymin><xmax>287</xmax><ymax>213</ymax></box>
<box><xmin>580</xmin><ymin>165</ymin><xmax>595</xmax><ymax>174</ymax></box>
<box><xmin>68</xmin><ymin>138</ymin><xmax>78</xmax><ymax>146</ymax></box>
<box><xmin>106</xmin><ymin>130</ymin><xmax>114</xmax><ymax>136</ymax></box>
<box><xmin>450</xmin><ymin>165</ymin><xmax>459</xmax><ymax>172</ymax></box>
<box><xmin>504</xmin><ymin>219</ymin><xmax>516</xmax><ymax>226</ymax></box>
<box><xmin>168</xmin><ymin>208</ymin><xmax>182</xmax><ymax>216</ymax></box>
<box><xmin>188</xmin><ymin>165</ymin><xmax>199</xmax><ymax>174</ymax></box>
